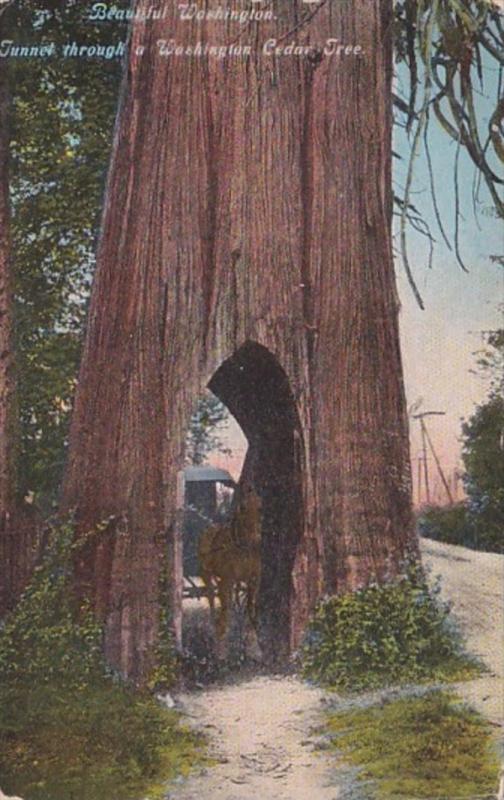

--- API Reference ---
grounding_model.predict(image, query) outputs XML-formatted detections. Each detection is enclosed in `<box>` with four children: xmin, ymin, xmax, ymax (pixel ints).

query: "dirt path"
<box><xmin>421</xmin><ymin>537</ymin><xmax>504</xmax><ymax>725</ymax></box>
<box><xmin>170</xmin><ymin>676</ymin><xmax>343</xmax><ymax>800</ymax></box>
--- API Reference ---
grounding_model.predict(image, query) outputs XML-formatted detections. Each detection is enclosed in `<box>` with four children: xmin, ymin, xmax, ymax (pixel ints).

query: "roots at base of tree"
<box><xmin>181</xmin><ymin>600</ymin><xmax>267</xmax><ymax>685</ymax></box>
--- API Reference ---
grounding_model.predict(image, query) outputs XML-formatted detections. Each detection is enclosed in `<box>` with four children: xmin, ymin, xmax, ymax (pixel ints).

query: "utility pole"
<box><xmin>416</xmin><ymin>455</ymin><xmax>423</xmax><ymax>506</ymax></box>
<box><xmin>420</xmin><ymin>421</ymin><xmax>430</xmax><ymax>504</ymax></box>
<box><xmin>413</xmin><ymin>411</ymin><xmax>455</xmax><ymax>506</ymax></box>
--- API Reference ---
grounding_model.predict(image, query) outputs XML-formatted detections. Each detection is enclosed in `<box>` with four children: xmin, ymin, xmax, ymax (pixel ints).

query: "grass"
<box><xmin>0</xmin><ymin>679</ymin><xmax>206</xmax><ymax>800</ymax></box>
<box><xmin>325</xmin><ymin>690</ymin><xmax>500</xmax><ymax>799</ymax></box>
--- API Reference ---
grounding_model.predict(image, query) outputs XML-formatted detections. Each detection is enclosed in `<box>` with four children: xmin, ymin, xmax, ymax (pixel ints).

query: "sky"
<box><xmin>209</xmin><ymin>57</ymin><xmax>503</xmax><ymax>506</ymax></box>
<box><xmin>394</xmin><ymin>56</ymin><xmax>503</xmax><ymax>504</ymax></box>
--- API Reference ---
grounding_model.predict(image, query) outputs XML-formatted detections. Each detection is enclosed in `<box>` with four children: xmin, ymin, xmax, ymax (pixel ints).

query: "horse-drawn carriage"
<box><xmin>182</xmin><ymin>465</ymin><xmax>236</xmax><ymax>599</ymax></box>
<box><xmin>182</xmin><ymin>465</ymin><xmax>262</xmax><ymax>643</ymax></box>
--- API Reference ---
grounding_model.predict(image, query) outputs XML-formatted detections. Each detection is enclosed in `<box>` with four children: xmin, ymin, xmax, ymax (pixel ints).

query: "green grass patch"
<box><xmin>0</xmin><ymin>680</ymin><xmax>205</xmax><ymax>800</ymax></box>
<box><xmin>326</xmin><ymin>691</ymin><xmax>500</xmax><ymax>799</ymax></box>
<box><xmin>301</xmin><ymin>565</ymin><xmax>481</xmax><ymax>692</ymax></box>
<box><xmin>0</xmin><ymin>521</ymin><xmax>205</xmax><ymax>800</ymax></box>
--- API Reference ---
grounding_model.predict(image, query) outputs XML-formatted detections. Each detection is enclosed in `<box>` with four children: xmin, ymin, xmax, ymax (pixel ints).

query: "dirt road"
<box><xmin>421</xmin><ymin>537</ymin><xmax>504</xmax><ymax>725</ymax></box>
<box><xmin>170</xmin><ymin>675</ymin><xmax>344</xmax><ymax>800</ymax></box>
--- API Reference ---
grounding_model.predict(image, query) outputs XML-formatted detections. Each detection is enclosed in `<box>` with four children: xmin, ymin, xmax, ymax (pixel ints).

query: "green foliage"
<box><xmin>0</xmin><ymin>520</ymin><xmax>105</xmax><ymax>686</ymax></box>
<box><xmin>418</xmin><ymin>330</ymin><xmax>504</xmax><ymax>553</ymax></box>
<box><xmin>5</xmin><ymin>1</ymin><xmax>128</xmax><ymax>508</ymax></box>
<box><xmin>464</xmin><ymin>329</ymin><xmax>504</xmax><ymax>553</ymax></box>
<box><xmin>461</xmin><ymin>393</ymin><xmax>504</xmax><ymax>554</ymax></box>
<box><xmin>418</xmin><ymin>330</ymin><xmax>504</xmax><ymax>554</ymax></box>
<box><xmin>417</xmin><ymin>502</ymin><xmax>477</xmax><ymax>547</ymax></box>
<box><xmin>393</xmin><ymin>0</ymin><xmax>503</xmax><ymax>307</ymax></box>
<box><xmin>147</xmin><ymin>560</ymin><xmax>179</xmax><ymax>693</ymax></box>
<box><xmin>301</xmin><ymin>566</ymin><xmax>479</xmax><ymax>692</ymax></box>
<box><xmin>0</xmin><ymin>681</ymin><xmax>203</xmax><ymax>800</ymax></box>
<box><xmin>185</xmin><ymin>392</ymin><xmax>231</xmax><ymax>466</ymax></box>
<box><xmin>0</xmin><ymin>521</ymin><xmax>202</xmax><ymax>800</ymax></box>
<box><xmin>325</xmin><ymin>691</ymin><xmax>500</xmax><ymax>799</ymax></box>
<box><xmin>473</xmin><ymin>328</ymin><xmax>504</xmax><ymax>400</ymax></box>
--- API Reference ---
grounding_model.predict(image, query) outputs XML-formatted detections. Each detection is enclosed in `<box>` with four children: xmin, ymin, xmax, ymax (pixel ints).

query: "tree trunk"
<box><xmin>63</xmin><ymin>0</ymin><xmax>418</xmax><ymax>681</ymax></box>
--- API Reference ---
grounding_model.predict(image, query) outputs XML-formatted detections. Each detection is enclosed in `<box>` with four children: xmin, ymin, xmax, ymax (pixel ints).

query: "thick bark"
<box><xmin>63</xmin><ymin>0</ymin><xmax>417</xmax><ymax>680</ymax></box>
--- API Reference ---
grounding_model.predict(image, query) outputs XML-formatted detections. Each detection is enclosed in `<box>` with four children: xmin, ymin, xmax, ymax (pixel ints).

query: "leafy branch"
<box><xmin>394</xmin><ymin>0</ymin><xmax>503</xmax><ymax>307</ymax></box>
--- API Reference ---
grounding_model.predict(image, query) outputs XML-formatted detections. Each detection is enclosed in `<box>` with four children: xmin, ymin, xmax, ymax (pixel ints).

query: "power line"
<box><xmin>412</xmin><ymin>411</ymin><xmax>454</xmax><ymax>505</ymax></box>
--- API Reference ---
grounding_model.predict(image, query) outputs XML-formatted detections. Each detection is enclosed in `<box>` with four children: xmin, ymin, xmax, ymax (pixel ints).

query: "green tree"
<box><xmin>419</xmin><ymin>328</ymin><xmax>504</xmax><ymax>553</ymax></box>
<box><xmin>5</xmin><ymin>0</ymin><xmax>127</xmax><ymax>508</ymax></box>
<box><xmin>472</xmin><ymin>327</ymin><xmax>504</xmax><ymax>399</ymax></box>
<box><xmin>461</xmin><ymin>330</ymin><xmax>504</xmax><ymax>552</ymax></box>
<box><xmin>185</xmin><ymin>394</ymin><xmax>231</xmax><ymax>467</ymax></box>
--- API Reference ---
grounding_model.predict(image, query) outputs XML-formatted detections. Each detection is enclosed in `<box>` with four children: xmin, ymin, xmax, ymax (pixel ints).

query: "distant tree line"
<box><xmin>419</xmin><ymin>327</ymin><xmax>504</xmax><ymax>553</ymax></box>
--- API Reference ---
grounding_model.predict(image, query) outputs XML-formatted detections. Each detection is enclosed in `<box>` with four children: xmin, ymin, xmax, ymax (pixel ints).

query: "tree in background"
<box><xmin>419</xmin><ymin>327</ymin><xmax>504</xmax><ymax>553</ymax></box>
<box><xmin>0</xmin><ymin>49</ymin><xmax>17</xmax><ymax>610</ymax></box>
<box><xmin>0</xmin><ymin>43</ymin><xmax>40</xmax><ymax>613</ymax></box>
<box><xmin>6</xmin><ymin>0</ymin><xmax>126</xmax><ymax>509</ymax></box>
<box><xmin>0</xmin><ymin>50</ymin><xmax>14</xmax><ymax>514</ymax></box>
<box><xmin>185</xmin><ymin>393</ymin><xmax>231</xmax><ymax>467</ymax></box>
<box><xmin>461</xmin><ymin>329</ymin><xmax>504</xmax><ymax>552</ymax></box>
<box><xmin>471</xmin><ymin>326</ymin><xmax>504</xmax><ymax>399</ymax></box>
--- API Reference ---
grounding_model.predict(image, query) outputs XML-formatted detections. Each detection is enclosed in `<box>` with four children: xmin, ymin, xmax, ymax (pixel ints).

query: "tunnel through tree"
<box><xmin>209</xmin><ymin>342</ymin><xmax>304</xmax><ymax>659</ymax></box>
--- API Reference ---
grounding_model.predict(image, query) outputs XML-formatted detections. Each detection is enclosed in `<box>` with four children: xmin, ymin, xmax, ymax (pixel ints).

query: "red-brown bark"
<box><xmin>63</xmin><ymin>0</ymin><xmax>418</xmax><ymax>680</ymax></box>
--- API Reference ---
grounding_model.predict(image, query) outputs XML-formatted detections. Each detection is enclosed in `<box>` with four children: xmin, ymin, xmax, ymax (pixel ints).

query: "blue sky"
<box><xmin>394</xmin><ymin>60</ymin><xmax>502</xmax><ymax>501</ymax></box>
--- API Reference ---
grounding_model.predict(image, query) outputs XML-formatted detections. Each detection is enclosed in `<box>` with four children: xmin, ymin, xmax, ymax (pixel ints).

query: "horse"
<box><xmin>198</xmin><ymin>485</ymin><xmax>262</xmax><ymax>644</ymax></box>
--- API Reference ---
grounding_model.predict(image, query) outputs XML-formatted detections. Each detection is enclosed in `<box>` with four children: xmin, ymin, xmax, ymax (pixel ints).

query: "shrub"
<box><xmin>417</xmin><ymin>503</ymin><xmax>475</xmax><ymax>548</ymax></box>
<box><xmin>418</xmin><ymin>499</ymin><xmax>504</xmax><ymax>554</ymax></box>
<box><xmin>301</xmin><ymin>565</ymin><xmax>478</xmax><ymax>692</ymax></box>
<box><xmin>0</xmin><ymin>520</ymin><xmax>105</xmax><ymax>687</ymax></box>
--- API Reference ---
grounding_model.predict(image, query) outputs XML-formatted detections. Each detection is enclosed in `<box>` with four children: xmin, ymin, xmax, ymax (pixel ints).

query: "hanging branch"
<box><xmin>398</xmin><ymin>0</ymin><xmax>440</xmax><ymax>309</ymax></box>
<box><xmin>394</xmin><ymin>0</ymin><xmax>504</xmax><ymax>305</ymax></box>
<box><xmin>423</xmin><ymin>111</ymin><xmax>453</xmax><ymax>249</ymax></box>
<box><xmin>453</xmin><ymin>133</ymin><xmax>469</xmax><ymax>272</ymax></box>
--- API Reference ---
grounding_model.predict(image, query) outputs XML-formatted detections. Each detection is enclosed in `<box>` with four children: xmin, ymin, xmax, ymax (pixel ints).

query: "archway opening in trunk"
<box><xmin>210</xmin><ymin>342</ymin><xmax>304</xmax><ymax>658</ymax></box>
<box><xmin>180</xmin><ymin>342</ymin><xmax>305</xmax><ymax>673</ymax></box>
